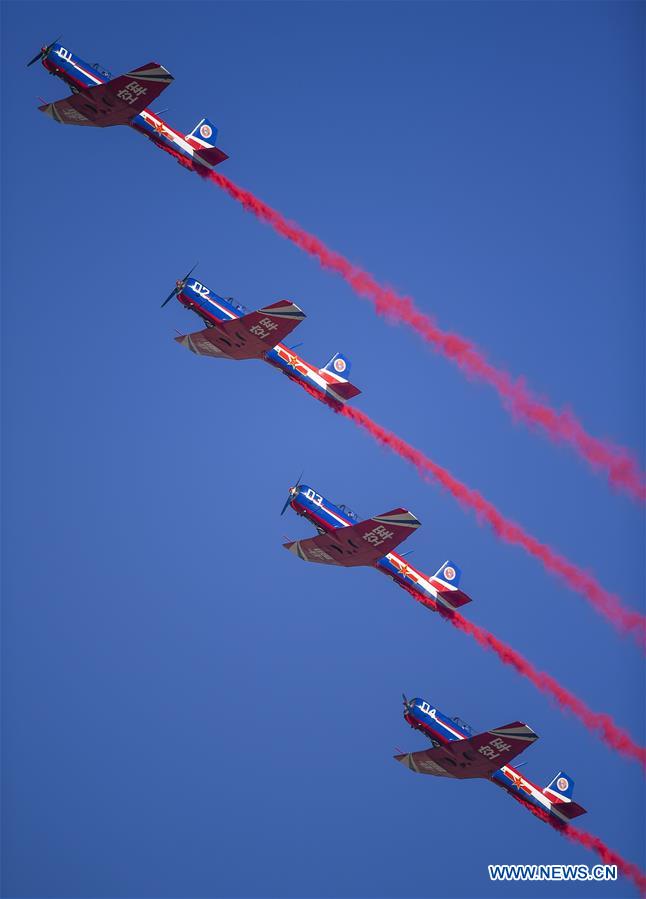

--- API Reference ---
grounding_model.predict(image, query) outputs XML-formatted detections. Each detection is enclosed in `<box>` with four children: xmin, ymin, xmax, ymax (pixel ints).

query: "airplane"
<box><xmin>27</xmin><ymin>39</ymin><xmax>228</xmax><ymax>172</ymax></box>
<box><xmin>281</xmin><ymin>480</ymin><xmax>472</xmax><ymax>614</ymax></box>
<box><xmin>162</xmin><ymin>267</ymin><xmax>361</xmax><ymax>410</ymax></box>
<box><xmin>396</xmin><ymin>695</ymin><xmax>587</xmax><ymax>826</ymax></box>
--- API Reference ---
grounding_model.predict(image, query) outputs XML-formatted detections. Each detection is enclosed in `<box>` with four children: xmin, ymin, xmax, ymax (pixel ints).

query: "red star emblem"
<box><xmin>393</xmin><ymin>558</ymin><xmax>416</xmax><ymax>582</ymax></box>
<box><xmin>151</xmin><ymin>119</ymin><xmax>168</xmax><ymax>138</ymax></box>
<box><xmin>277</xmin><ymin>347</ymin><xmax>309</xmax><ymax>376</ymax></box>
<box><xmin>509</xmin><ymin>772</ymin><xmax>532</xmax><ymax>794</ymax></box>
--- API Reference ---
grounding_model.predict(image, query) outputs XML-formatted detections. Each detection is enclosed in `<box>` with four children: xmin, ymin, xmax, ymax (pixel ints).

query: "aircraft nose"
<box><xmin>281</xmin><ymin>480</ymin><xmax>303</xmax><ymax>517</ymax></box>
<box><xmin>402</xmin><ymin>694</ymin><xmax>415</xmax><ymax>714</ymax></box>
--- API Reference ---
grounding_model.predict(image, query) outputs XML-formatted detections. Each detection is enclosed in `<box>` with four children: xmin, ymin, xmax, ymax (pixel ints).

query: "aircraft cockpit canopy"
<box><xmin>451</xmin><ymin>716</ymin><xmax>474</xmax><ymax>735</ymax></box>
<box><xmin>338</xmin><ymin>503</ymin><xmax>358</xmax><ymax>521</ymax></box>
<box><xmin>225</xmin><ymin>296</ymin><xmax>248</xmax><ymax>314</ymax></box>
<box><xmin>93</xmin><ymin>63</ymin><xmax>112</xmax><ymax>79</ymax></box>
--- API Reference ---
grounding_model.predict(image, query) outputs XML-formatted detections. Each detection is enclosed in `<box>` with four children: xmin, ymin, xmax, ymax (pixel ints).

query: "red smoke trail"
<box><xmin>520</xmin><ymin>801</ymin><xmax>646</xmax><ymax>894</ymax></box>
<box><xmin>292</xmin><ymin>383</ymin><xmax>646</xmax><ymax>766</ymax></box>
<box><xmin>338</xmin><ymin>404</ymin><xmax>646</xmax><ymax>647</ymax></box>
<box><xmin>442</xmin><ymin>609</ymin><xmax>646</xmax><ymax>770</ymax></box>
<box><xmin>197</xmin><ymin>167</ymin><xmax>645</xmax><ymax>502</ymax></box>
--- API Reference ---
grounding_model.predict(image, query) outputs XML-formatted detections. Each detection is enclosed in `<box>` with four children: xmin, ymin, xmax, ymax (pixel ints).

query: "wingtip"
<box><xmin>174</xmin><ymin>334</ymin><xmax>197</xmax><ymax>353</ymax></box>
<box><xmin>38</xmin><ymin>102</ymin><xmax>58</xmax><ymax>121</ymax></box>
<box><xmin>374</xmin><ymin>509</ymin><xmax>422</xmax><ymax>530</ymax></box>
<box><xmin>260</xmin><ymin>300</ymin><xmax>307</xmax><ymax>321</ymax></box>
<box><xmin>127</xmin><ymin>62</ymin><xmax>174</xmax><ymax>83</ymax></box>
<box><xmin>490</xmin><ymin>722</ymin><xmax>539</xmax><ymax>744</ymax></box>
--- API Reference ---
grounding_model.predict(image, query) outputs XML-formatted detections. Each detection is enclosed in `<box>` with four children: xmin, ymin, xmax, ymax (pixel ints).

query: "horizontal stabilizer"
<box><xmin>551</xmin><ymin>799</ymin><xmax>587</xmax><ymax>820</ymax></box>
<box><xmin>324</xmin><ymin>379</ymin><xmax>361</xmax><ymax>402</ymax></box>
<box><xmin>193</xmin><ymin>144</ymin><xmax>229</xmax><ymax>168</ymax></box>
<box><xmin>435</xmin><ymin>588</ymin><xmax>472</xmax><ymax>610</ymax></box>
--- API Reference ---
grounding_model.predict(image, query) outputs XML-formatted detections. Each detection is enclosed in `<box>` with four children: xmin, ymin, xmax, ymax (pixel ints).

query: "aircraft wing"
<box><xmin>175</xmin><ymin>300</ymin><xmax>306</xmax><ymax>361</ymax></box>
<box><xmin>284</xmin><ymin>509</ymin><xmax>421</xmax><ymax>568</ymax></box>
<box><xmin>39</xmin><ymin>62</ymin><xmax>173</xmax><ymax>127</ymax></box>
<box><xmin>394</xmin><ymin>722</ymin><xmax>538</xmax><ymax>780</ymax></box>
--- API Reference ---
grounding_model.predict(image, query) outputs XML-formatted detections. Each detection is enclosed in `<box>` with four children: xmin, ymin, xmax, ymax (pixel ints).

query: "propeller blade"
<box><xmin>160</xmin><ymin>287</ymin><xmax>178</xmax><ymax>308</ymax></box>
<box><xmin>181</xmin><ymin>262</ymin><xmax>198</xmax><ymax>283</ymax></box>
<box><xmin>161</xmin><ymin>264</ymin><xmax>198</xmax><ymax>308</ymax></box>
<box><xmin>402</xmin><ymin>693</ymin><xmax>409</xmax><ymax>706</ymax></box>
<box><xmin>27</xmin><ymin>37</ymin><xmax>59</xmax><ymax>67</ymax></box>
<box><xmin>280</xmin><ymin>470</ymin><xmax>304</xmax><ymax>516</ymax></box>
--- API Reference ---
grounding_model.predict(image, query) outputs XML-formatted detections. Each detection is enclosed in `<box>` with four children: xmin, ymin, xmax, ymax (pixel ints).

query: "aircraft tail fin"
<box><xmin>543</xmin><ymin>771</ymin><xmax>587</xmax><ymax>819</ymax></box>
<box><xmin>432</xmin><ymin>560</ymin><xmax>462</xmax><ymax>589</ymax></box>
<box><xmin>319</xmin><ymin>352</ymin><xmax>352</xmax><ymax>381</ymax></box>
<box><xmin>186</xmin><ymin>117</ymin><xmax>228</xmax><ymax>167</ymax></box>
<box><xmin>186</xmin><ymin>117</ymin><xmax>219</xmax><ymax>147</ymax></box>
<box><xmin>318</xmin><ymin>353</ymin><xmax>360</xmax><ymax>402</ymax></box>
<box><xmin>430</xmin><ymin>560</ymin><xmax>472</xmax><ymax>610</ymax></box>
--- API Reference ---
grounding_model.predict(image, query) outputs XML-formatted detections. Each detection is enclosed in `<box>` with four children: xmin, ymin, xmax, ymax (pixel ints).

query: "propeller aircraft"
<box><xmin>163</xmin><ymin>270</ymin><xmax>361</xmax><ymax>410</ymax></box>
<box><xmin>28</xmin><ymin>40</ymin><xmax>228</xmax><ymax>171</ymax></box>
<box><xmin>396</xmin><ymin>695</ymin><xmax>587</xmax><ymax>826</ymax></box>
<box><xmin>282</xmin><ymin>481</ymin><xmax>472</xmax><ymax>614</ymax></box>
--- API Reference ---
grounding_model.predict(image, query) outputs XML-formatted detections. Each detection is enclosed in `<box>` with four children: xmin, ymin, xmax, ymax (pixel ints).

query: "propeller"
<box><xmin>27</xmin><ymin>37</ymin><xmax>60</xmax><ymax>68</ymax></box>
<box><xmin>161</xmin><ymin>263</ymin><xmax>198</xmax><ymax>308</ymax></box>
<box><xmin>402</xmin><ymin>693</ymin><xmax>416</xmax><ymax>712</ymax></box>
<box><xmin>280</xmin><ymin>471</ymin><xmax>304</xmax><ymax>516</ymax></box>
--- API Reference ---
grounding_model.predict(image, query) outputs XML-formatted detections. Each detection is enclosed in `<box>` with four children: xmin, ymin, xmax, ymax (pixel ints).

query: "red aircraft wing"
<box><xmin>283</xmin><ymin>509</ymin><xmax>421</xmax><ymax>568</ymax></box>
<box><xmin>39</xmin><ymin>62</ymin><xmax>173</xmax><ymax>127</ymax></box>
<box><xmin>394</xmin><ymin>722</ymin><xmax>538</xmax><ymax>780</ymax></box>
<box><xmin>176</xmin><ymin>300</ymin><xmax>305</xmax><ymax>361</ymax></box>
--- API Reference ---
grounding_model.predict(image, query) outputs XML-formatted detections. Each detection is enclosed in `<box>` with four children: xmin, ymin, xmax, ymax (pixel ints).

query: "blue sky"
<box><xmin>2</xmin><ymin>2</ymin><xmax>644</xmax><ymax>897</ymax></box>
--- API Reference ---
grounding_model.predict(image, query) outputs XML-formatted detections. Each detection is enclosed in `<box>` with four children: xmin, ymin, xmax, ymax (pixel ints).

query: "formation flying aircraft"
<box><xmin>28</xmin><ymin>40</ymin><xmax>228</xmax><ymax>171</ymax></box>
<box><xmin>162</xmin><ymin>268</ymin><xmax>361</xmax><ymax>409</ymax></box>
<box><xmin>396</xmin><ymin>695</ymin><xmax>587</xmax><ymax>826</ymax></box>
<box><xmin>282</xmin><ymin>480</ymin><xmax>472</xmax><ymax>613</ymax></box>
